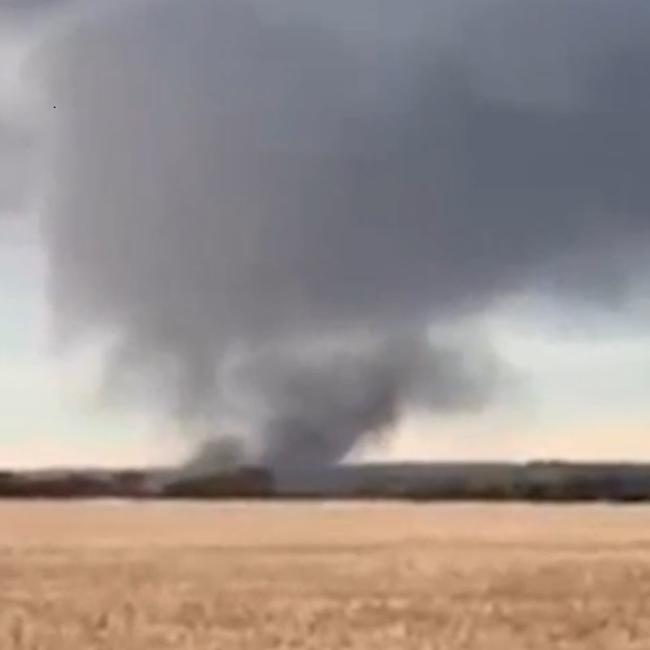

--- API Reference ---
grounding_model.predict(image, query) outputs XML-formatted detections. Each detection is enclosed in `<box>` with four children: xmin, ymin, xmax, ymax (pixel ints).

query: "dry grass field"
<box><xmin>2</xmin><ymin>502</ymin><xmax>650</xmax><ymax>649</ymax></box>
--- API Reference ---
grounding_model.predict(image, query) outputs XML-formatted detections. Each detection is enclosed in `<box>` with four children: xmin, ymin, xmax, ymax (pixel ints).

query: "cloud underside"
<box><xmin>6</xmin><ymin>0</ymin><xmax>649</xmax><ymax>464</ymax></box>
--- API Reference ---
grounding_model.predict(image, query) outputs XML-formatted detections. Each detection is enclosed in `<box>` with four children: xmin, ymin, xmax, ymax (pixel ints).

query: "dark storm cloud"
<box><xmin>0</xmin><ymin>0</ymin><xmax>70</xmax><ymax>219</ymax></box>
<box><xmin>233</xmin><ymin>334</ymin><xmax>500</xmax><ymax>466</ymax></box>
<box><xmin>31</xmin><ymin>0</ymin><xmax>650</xmax><ymax>463</ymax></box>
<box><xmin>0</xmin><ymin>0</ymin><xmax>69</xmax><ymax>21</ymax></box>
<box><xmin>0</xmin><ymin>123</ymin><xmax>32</xmax><ymax>214</ymax></box>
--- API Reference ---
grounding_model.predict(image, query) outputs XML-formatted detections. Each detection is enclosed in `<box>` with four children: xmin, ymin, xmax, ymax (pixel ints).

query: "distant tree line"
<box><xmin>0</xmin><ymin>468</ymin><xmax>275</xmax><ymax>499</ymax></box>
<box><xmin>162</xmin><ymin>467</ymin><xmax>274</xmax><ymax>499</ymax></box>
<box><xmin>2</xmin><ymin>463</ymin><xmax>650</xmax><ymax>501</ymax></box>
<box><xmin>354</xmin><ymin>464</ymin><xmax>650</xmax><ymax>502</ymax></box>
<box><xmin>0</xmin><ymin>470</ymin><xmax>153</xmax><ymax>499</ymax></box>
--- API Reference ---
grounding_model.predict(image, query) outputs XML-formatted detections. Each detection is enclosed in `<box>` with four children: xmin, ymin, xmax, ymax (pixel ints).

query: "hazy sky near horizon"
<box><xmin>2</xmin><ymin>0</ymin><xmax>650</xmax><ymax>467</ymax></box>
<box><xmin>4</xmin><ymin>223</ymin><xmax>650</xmax><ymax>467</ymax></box>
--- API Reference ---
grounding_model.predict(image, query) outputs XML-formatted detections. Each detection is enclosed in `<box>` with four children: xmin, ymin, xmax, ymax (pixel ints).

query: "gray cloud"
<box><xmin>0</xmin><ymin>0</ymin><xmax>69</xmax><ymax>219</ymax></box>
<box><xmin>0</xmin><ymin>0</ymin><xmax>70</xmax><ymax>22</ymax></box>
<box><xmin>30</xmin><ymin>0</ymin><xmax>650</xmax><ymax>464</ymax></box>
<box><xmin>217</xmin><ymin>332</ymin><xmax>501</xmax><ymax>466</ymax></box>
<box><xmin>0</xmin><ymin>123</ymin><xmax>33</xmax><ymax>215</ymax></box>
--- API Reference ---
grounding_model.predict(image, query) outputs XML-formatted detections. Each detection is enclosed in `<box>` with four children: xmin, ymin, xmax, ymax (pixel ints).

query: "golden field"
<box><xmin>2</xmin><ymin>502</ymin><xmax>650</xmax><ymax>649</ymax></box>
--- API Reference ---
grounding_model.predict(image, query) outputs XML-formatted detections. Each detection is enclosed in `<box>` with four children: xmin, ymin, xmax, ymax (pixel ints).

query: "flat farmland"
<box><xmin>2</xmin><ymin>501</ymin><xmax>650</xmax><ymax>649</ymax></box>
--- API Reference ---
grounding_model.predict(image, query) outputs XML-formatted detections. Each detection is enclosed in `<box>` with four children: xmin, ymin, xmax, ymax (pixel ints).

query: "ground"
<box><xmin>1</xmin><ymin>501</ymin><xmax>650</xmax><ymax>649</ymax></box>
